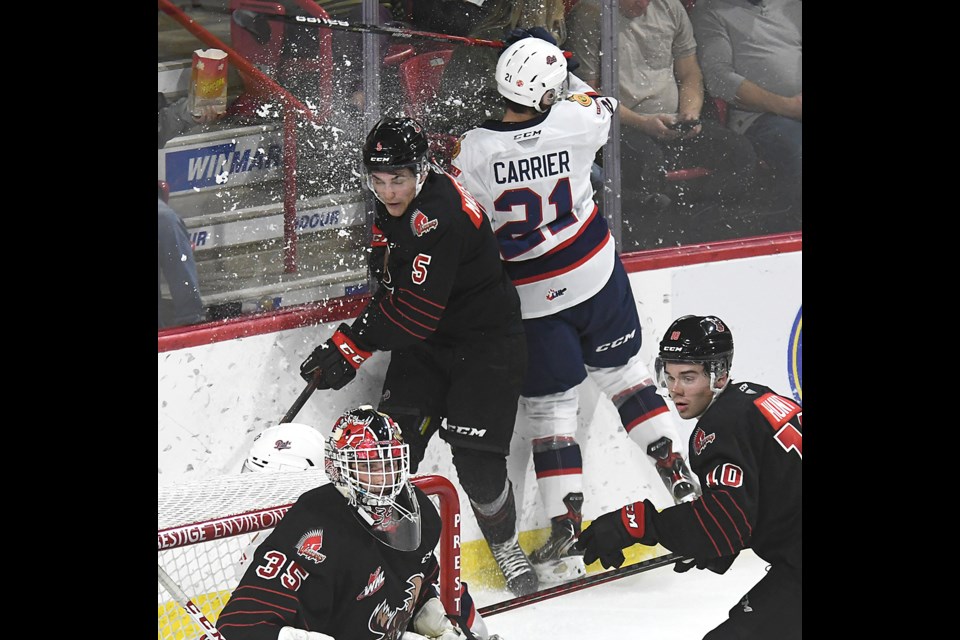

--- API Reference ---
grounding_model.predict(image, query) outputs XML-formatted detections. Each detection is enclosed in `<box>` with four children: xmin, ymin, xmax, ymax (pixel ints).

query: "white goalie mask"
<box><xmin>242</xmin><ymin>423</ymin><xmax>327</xmax><ymax>473</ymax></box>
<box><xmin>325</xmin><ymin>405</ymin><xmax>421</xmax><ymax>550</ymax></box>
<box><xmin>496</xmin><ymin>37</ymin><xmax>570</xmax><ymax>113</ymax></box>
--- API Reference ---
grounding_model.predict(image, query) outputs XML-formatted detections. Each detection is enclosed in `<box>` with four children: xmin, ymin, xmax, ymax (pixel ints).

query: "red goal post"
<box><xmin>158</xmin><ymin>472</ymin><xmax>462</xmax><ymax>640</ymax></box>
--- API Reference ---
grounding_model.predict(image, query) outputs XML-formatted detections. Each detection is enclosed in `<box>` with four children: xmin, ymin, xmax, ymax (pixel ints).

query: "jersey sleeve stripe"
<box><xmin>390</xmin><ymin>298</ymin><xmax>441</xmax><ymax>332</ymax></box>
<box><xmin>398</xmin><ymin>287</ymin><xmax>445</xmax><ymax>310</ymax></box>
<box><xmin>689</xmin><ymin>506</ymin><xmax>723</xmax><ymax>556</ymax></box>
<box><xmin>378</xmin><ymin>300</ymin><xmax>432</xmax><ymax>339</ymax></box>
<box><xmin>696</xmin><ymin>496</ymin><xmax>737</xmax><ymax>555</ymax></box>
<box><xmin>714</xmin><ymin>488</ymin><xmax>753</xmax><ymax>536</ymax></box>
<box><xmin>218</xmin><ymin>619</ymin><xmax>292</xmax><ymax>632</ymax></box>
<box><xmin>230</xmin><ymin>584</ymin><xmax>301</xmax><ymax>604</ymax></box>
<box><xmin>396</xmin><ymin>295</ymin><xmax>444</xmax><ymax>322</ymax></box>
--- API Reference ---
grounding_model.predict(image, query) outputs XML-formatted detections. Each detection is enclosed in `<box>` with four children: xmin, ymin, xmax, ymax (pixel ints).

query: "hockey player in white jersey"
<box><xmin>450</xmin><ymin>33</ymin><xmax>700</xmax><ymax>584</ymax></box>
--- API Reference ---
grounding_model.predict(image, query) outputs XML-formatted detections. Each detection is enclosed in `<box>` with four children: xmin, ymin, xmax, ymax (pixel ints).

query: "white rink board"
<box><xmin>158</xmin><ymin>251</ymin><xmax>801</xmax><ymax>542</ymax></box>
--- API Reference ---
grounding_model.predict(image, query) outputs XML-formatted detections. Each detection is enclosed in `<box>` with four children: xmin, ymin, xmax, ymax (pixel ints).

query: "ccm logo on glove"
<box><xmin>621</xmin><ymin>502</ymin><xmax>645</xmax><ymax>538</ymax></box>
<box><xmin>330</xmin><ymin>330</ymin><xmax>371</xmax><ymax>369</ymax></box>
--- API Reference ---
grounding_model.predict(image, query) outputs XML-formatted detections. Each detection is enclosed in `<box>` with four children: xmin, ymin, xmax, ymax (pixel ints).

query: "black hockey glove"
<box><xmin>299</xmin><ymin>323</ymin><xmax>372</xmax><ymax>390</ymax></box>
<box><xmin>674</xmin><ymin>552</ymin><xmax>739</xmax><ymax>575</ymax></box>
<box><xmin>504</xmin><ymin>26</ymin><xmax>558</xmax><ymax>49</ymax></box>
<box><xmin>573</xmin><ymin>500</ymin><xmax>657</xmax><ymax>569</ymax></box>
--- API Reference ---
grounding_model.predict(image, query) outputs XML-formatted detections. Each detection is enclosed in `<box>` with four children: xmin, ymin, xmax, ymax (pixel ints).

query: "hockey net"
<box><xmin>158</xmin><ymin>472</ymin><xmax>462</xmax><ymax>640</ymax></box>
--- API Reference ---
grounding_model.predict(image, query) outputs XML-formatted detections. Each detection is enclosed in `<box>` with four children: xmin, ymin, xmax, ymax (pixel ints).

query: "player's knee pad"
<box><xmin>519</xmin><ymin>389</ymin><xmax>579</xmax><ymax>441</ymax></box>
<box><xmin>586</xmin><ymin>351</ymin><xmax>657</xmax><ymax>403</ymax></box>
<box><xmin>450</xmin><ymin>447</ymin><xmax>508</xmax><ymax>505</ymax></box>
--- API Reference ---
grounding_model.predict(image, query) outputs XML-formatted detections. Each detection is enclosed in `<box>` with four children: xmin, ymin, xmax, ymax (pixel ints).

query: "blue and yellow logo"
<box><xmin>787</xmin><ymin>306</ymin><xmax>802</xmax><ymax>404</ymax></box>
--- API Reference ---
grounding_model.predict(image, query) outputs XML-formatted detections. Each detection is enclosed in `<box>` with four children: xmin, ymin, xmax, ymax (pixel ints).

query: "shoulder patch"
<box><xmin>295</xmin><ymin>528</ymin><xmax>327</xmax><ymax>564</ymax></box>
<box><xmin>569</xmin><ymin>93</ymin><xmax>593</xmax><ymax>107</ymax></box>
<box><xmin>410</xmin><ymin>209</ymin><xmax>439</xmax><ymax>237</ymax></box>
<box><xmin>753</xmin><ymin>392</ymin><xmax>801</xmax><ymax>428</ymax></box>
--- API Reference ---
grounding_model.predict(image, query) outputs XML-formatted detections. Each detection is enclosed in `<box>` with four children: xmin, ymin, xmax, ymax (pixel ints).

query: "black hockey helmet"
<box><xmin>655</xmin><ymin>315</ymin><xmax>734</xmax><ymax>384</ymax></box>
<box><xmin>362</xmin><ymin>117</ymin><xmax>430</xmax><ymax>174</ymax></box>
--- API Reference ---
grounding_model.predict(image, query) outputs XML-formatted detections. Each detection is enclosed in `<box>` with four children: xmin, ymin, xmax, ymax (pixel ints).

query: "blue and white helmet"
<box><xmin>496</xmin><ymin>37</ymin><xmax>569</xmax><ymax>112</ymax></box>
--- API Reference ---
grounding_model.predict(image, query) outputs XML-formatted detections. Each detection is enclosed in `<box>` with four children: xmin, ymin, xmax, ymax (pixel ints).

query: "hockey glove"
<box><xmin>403</xmin><ymin>597</ymin><xmax>469</xmax><ymax>640</ymax></box>
<box><xmin>504</xmin><ymin>26</ymin><xmax>557</xmax><ymax>49</ymax></box>
<box><xmin>299</xmin><ymin>323</ymin><xmax>372</xmax><ymax>390</ymax></box>
<box><xmin>673</xmin><ymin>552</ymin><xmax>739</xmax><ymax>575</ymax></box>
<box><xmin>573</xmin><ymin>500</ymin><xmax>655</xmax><ymax>569</ymax></box>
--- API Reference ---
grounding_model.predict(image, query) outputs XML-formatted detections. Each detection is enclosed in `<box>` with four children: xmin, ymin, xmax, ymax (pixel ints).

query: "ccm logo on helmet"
<box><xmin>662</xmin><ymin>346</ymin><xmax>684</xmax><ymax>352</ymax></box>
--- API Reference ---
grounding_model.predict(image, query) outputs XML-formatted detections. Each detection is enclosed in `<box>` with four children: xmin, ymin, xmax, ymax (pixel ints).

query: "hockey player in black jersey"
<box><xmin>217</xmin><ymin>405</ymin><xmax>501</xmax><ymax>640</ymax></box>
<box><xmin>574</xmin><ymin>315</ymin><xmax>802</xmax><ymax>639</ymax></box>
<box><xmin>298</xmin><ymin>118</ymin><xmax>537</xmax><ymax>597</ymax></box>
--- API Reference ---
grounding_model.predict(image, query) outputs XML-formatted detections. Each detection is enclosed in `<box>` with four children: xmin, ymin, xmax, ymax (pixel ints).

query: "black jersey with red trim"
<box><xmin>648</xmin><ymin>382</ymin><xmax>802</xmax><ymax>572</ymax></box>
<box><xmin>216</xmin><ymin>483</ymin><xmax>443</xmax><ymax>640</ymax></box>
<box><xmin>353</xmin><ymin>168</ymin><xmax>523</xmax><ymax>349</ymax></box>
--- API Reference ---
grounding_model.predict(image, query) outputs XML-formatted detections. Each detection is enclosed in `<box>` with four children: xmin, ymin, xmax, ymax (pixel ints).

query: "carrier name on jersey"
<box><xmin>494</xmin><ymin>150</ymin><xmax>570</xmax><ymax>185</ymax></box>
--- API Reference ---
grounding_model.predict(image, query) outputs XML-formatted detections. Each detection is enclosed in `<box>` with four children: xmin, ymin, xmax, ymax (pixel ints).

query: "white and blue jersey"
<box><xmin>451</xmin><ymin>77</ymin><xmax>619</xmax><ymax>319</ymax></box>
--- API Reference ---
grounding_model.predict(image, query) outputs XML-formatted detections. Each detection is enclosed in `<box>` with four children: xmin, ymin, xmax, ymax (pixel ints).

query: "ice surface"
<box><xmin>471</xmin><ymin>549</ymin><xmax>771</xmax><ymax>640</ymax></box>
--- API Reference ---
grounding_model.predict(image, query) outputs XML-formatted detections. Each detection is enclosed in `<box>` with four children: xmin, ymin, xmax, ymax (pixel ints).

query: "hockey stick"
<box><xmin>477</xmin><ymin>552</ymin><xmax>685</xmax><ymax>617</ymax></box>
<box><xmin>280</xmin><ymin>377</ymin><xmax>319</xmax><ymax>424</ymax></box>
<box><xmin>157</xmin><ymin>563</ymin><xmax>227</xmax><ymax>640</ymax></box>
<box><xmin>232</xmin><ymin>9</ymin><xmax>505</xmax><ymax>49</ymax></box>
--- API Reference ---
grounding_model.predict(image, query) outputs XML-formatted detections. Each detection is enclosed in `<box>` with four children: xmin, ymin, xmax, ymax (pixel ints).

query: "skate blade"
<box><xmin>534</xmin><ymin>556</ymin><xmax>587</xmax><ymax>584</ymax></box>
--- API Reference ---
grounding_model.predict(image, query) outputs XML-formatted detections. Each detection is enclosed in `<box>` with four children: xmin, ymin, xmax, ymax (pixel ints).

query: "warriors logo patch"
<box><xmin>693</xmin><ymin>427</ymin><xmax>716</xmax><ymax>455</ymax></box>
<box><xmin>411</xmin><ymin>210</ymin><xmax>438</xmax><ymax>236</ymax></box>
<box><xmin>295</xmin><ymin>529</ymin><xmax>327</xmax><ymax>564</ymax></box>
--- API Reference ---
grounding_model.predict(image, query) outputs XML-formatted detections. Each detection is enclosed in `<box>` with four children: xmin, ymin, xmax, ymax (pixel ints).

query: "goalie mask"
<box><xmin>496</xmin><ymin>37</ymin><xmax>569</xmax><ymax>113</ymax></box>
<box><xmin>325</xmin><ymin>405</ymin><xmax>421</xmax><ymax>550</ymax></box>
<box><xmin>242</xmin><ymin>423</ymin><xmax>326</xmax><ymax>473</ymax></box>
<box><xmin>361</xmin><ymin>117</ymin><xmax>433</xmax><ymax>202</ymax></box>
<box><xmin>655</xmin><ymin>315</ymin><xmax>734</xmax><ymax>399</ymax></box>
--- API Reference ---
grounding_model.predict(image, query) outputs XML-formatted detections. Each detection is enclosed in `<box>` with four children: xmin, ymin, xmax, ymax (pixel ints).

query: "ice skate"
<box><xmin>647</xmin><ymin>437</ymin><xmax>701</xmax><ymax>504</ymax></box>
<box><xmin>489</xmin><ymin>532</ymin><xmax>539</xmax><ymax>596</ymax></box>
<box><xmin>529</xmin><ymin>492</ymin><xmax>586</xmax><ymax>583</ymax></box>
<box><xmin>472</xmin><ymin>480</ymin><xmax>540</xmax><ymax>597</ymax></box>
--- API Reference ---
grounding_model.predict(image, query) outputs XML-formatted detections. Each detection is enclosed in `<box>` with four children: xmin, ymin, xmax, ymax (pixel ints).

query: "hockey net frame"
<box><xmin>158</xmin><ymin>472</ymin><xmax>462</xmax><ymax>640</ymax></box>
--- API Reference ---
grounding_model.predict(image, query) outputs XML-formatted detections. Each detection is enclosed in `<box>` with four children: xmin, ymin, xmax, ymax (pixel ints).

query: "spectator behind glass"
<box><xmin>158</xmin><ymin>193</ymin><xmax>205</xmax><ymax>329</ymax></box>
<box><xmin>566</xmin><ymin>0</ymin><xmax>758</xmax><ymax>213</ymax></box>
<box><xmin>692</xmin><ymin>0</ymin><xmax>802</xmax><ymax>213</ymax></box>
<box><xmin>158</xmin><ymin>92</ymin><xmax>219</xmax><ymax>329</ymax></box>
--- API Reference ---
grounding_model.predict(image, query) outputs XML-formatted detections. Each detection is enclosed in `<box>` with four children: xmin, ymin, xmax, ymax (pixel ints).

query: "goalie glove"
<box><xmin>299</xmin><ymin>323</ymin><xmax>373</xmax><ymax>390</ymax></box>
<box><xmin>402</xmin><ymin>597</ymin><xmax>468</xmax><ymax>640</ymax></box>
<box><xmin>278</xmin><ymin>627</ymin><xmax>336</xmax><ymax>640</ymax></box>
<box><xmin>573</xmin><ymin>500</ymin><xmax>657</xmax><ymax>570</ymax></box>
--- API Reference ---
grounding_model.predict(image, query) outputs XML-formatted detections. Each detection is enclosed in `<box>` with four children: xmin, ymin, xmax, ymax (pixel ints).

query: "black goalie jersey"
<box><xmin>216</xmin><ymin>483</ymin><xmax>444</xmax><ymax>640</ymax></box>
<box><xmin>355</xmin><ymin>168</ymin><xmax>523</xmax><ymax>350</ymax></box>
<box><xmin>648</xmin><ymin>382</ymin><xmax>802</xmax><ymax>572</ymax></box>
